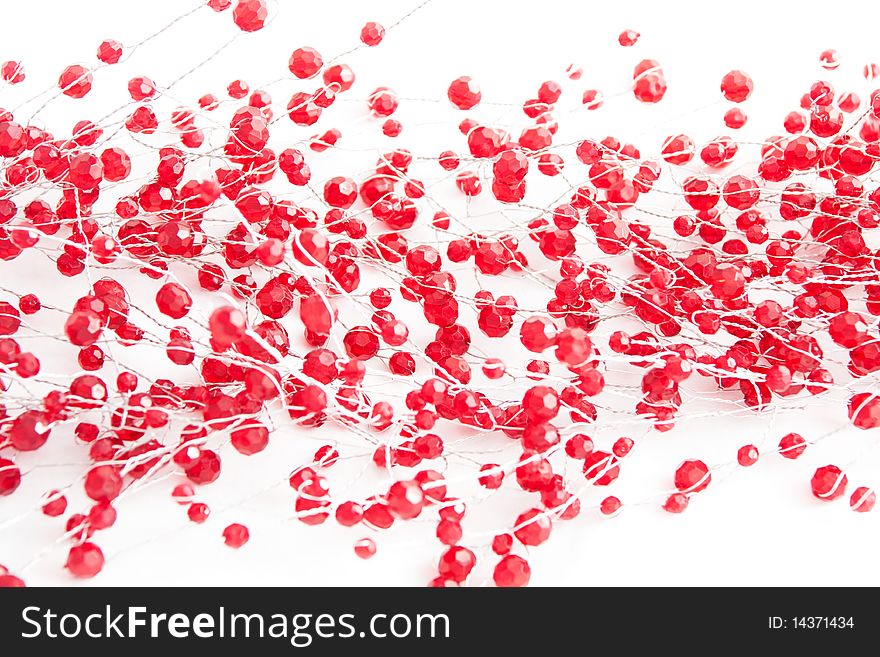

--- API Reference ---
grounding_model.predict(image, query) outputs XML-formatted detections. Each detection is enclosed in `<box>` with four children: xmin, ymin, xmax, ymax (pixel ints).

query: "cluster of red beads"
<box><xmin>1</xmin><ymin>1</ymin><xmax>879</xmax><ymax>587</ymax></box>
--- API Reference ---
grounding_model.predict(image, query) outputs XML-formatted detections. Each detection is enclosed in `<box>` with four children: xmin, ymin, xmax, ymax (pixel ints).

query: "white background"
<box><xmin>1</xmin><ymin>0</ymin><xmax>879</xmax><ymax>586</ymax></box>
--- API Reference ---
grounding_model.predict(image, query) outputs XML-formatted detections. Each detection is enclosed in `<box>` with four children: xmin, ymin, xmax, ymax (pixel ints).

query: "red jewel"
<box><xmin>850</xmin><ymin>487</ymin><xmax>876</xmax><ymax>513</ymax></box>
<box><xmin>354</xmin><ymin>538</ymin><xmax>376</xmax><ymax>559</ymax></box>
<box><xmin>674</xmin><ymin>459</ymin><xmax>711</xmax><ymax>493</ymax></box>
<box><xmin>779</xmin><ymin>432</ymin><xmax>807</xmax><ymax>459</ymax></box>
<box><xmin>222</xmin><ymin>523</ymin><xmax>250</xmax><ymax>548</ymax></box>
<box><xmin>360</xmin><ymin>22</ymin><xmax>385</xmax><ymax>47</ymax></box>
<box><xmin>493</xmin><ymin>555</ymin><xmax>531</xmax><ymax>587</ymax></box>
<box><xmin>447</xmin><ymin>76</ymin><xmax>481</xmax><ymax>110</ymax></box>
<box><xmin>232</xmin><ymin>0</ymin><xmax>268</xmax><ymax>32</ymax></box>
<box><xmin>810</xmin><ymin>465</ymin><xmax>847</xmax><ymax>501</ymax></box>
<box><xmin>437</xmin><ymin>546</ymin><xmax>475</xmax><ymax>582</ymax></box>
<box><xmin>66</xmin><ymin>542</ymin><xmax>104</xmax><ymax>578</ymax></box>
<box><xmin>663</xmin><ymin>493</ymin><xmax>689</xmax><ymax>513</ymax></box>
<box><xmin>737</xmin><ymin>445</ymin><xmax>759</xmax><ymax>467</ymax></box>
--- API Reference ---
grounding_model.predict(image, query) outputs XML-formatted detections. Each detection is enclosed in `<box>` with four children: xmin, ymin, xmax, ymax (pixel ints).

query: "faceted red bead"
<box><xmin>493</xmin><ymin>555</ymin><xmax>531</xmax><ymax>587</ymax></box>
<box><xmin>84</xmin><ymin>465</ymin><xmax>123</xmax><ymax>502</ymax></box>
<box><xmin>810</xmin><ymin>465</ymin><xmax>847</xmax><ymax>501</ymax></box>
<box><xmin>354</xmin><ymin>538</ymin><xmax>376</xmax><ymax>559</ymax></box>
<box><xmin>513</xmin><ymin>508</ymin><xmax>552</xmax><ymax>546</ymax></box>
<box><xmin>850</xmin><ymin>487</ymin><xmax>876</xmax><ymax>513</ymax></box>
<box><xmin>674</xmin><ymin>459</ymin><xmax>711</xmax><ymax>493</ymax></box>
<box><xmin>155</xmin><ymin>283</ymin><xmax>192</xmax><ymax>319</ymax></box>
<box><xmin>849</xmin><ymin>393</ymin><xmax>880</xmax><ymax>429</ymax></box>
<box><xmin>230</xmin><ymin>420</ymin><xmax>269</xmax><ymax>455</ymax></box>
<box><xmin>360</xmin><ymin>22</ymin><xmax>385</xmax><ymax>46</ymax></box>
<box><xmin>10</xmin><ymin>410</ymin><xmax>51</xmax><ymax>451</ymax></box>
<box><xmin>437</xmin><ymin>546</ymin><xmax>476</xmax><ymax>582</ymax></box>
<box><xmin>737</xmin><ymin>445</ymin><xmax>759</xmax><ymax>466</ymax></box>
<box><xmin>448</xmin><ymin>76</ymin><xmax>481</xmax><ymax>110</ymax></box>
<box><xmin>223</xmin><ymin>523</ymin><xmax>250</xmax><ymax>548</ymax></box>
<box><xmin>209</xmin><ymin>307</ymin><xmax>246</xmax><ymax>347</ymax></box>
<box><xmin>663</xmin><ymin>493</ymin><xmax>689</xmax><ymax>513</ymax></box>
<box><xmin>66</xmin><ymin>542</ymin><xmax>104</xmax><ymax>578</ymax></box>
<box><xmin>583</xmin><ymin>450</ymin><xmax>619</xmax><ymax>485</ymax></box>
<box><xmin>65</xmin><ymin>310</ymin><xmax>102</xmax><ymax>346</ymax></box>
<box><xmin>97</xmin><ymin>39</ymin><xmax>123</xmax><ymax>64</ymax></box>
<box><xmin>720</xmin><ymin>70</ymin><xmax>753</xmax><ymax>102</ymax></box>
<box><xmin>387</xmin><ymin>480</ymin><xmax>425</xmax><ymax>519</ymax></box>
<box><xmin>0</xmin><ymin>458</ymin><xmax>22</xmax><ymax>496</ymax></box>
<box><xmin>289</xmin><ymin>47</ymin><xmax>323</xmax><ymax>79</ymax></box>
<box><xmin>59</xmin><ymin>64</ymin><xmax>93</xmax><ymax>98</ymax></box>
<box><xmin>232</xmin><ymin>0</ymin><xmax>268</xmax><ymax>32</ymax></box>
<box><xmin>829</xmin><ymin>312</ymin><xmax>868</xmax><ymax>348</ymax></box>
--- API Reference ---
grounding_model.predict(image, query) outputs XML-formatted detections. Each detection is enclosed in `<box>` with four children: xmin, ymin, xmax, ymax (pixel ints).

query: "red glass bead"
<box><xmin>674</xmin><ymin>459</ymin><xmax>710</xmax><ymax>493</ymax></box>
<box><xmin>354</xmin><ymin>538</ymin><xmax>376</xmax><ymax>559</ymax></box>
<box><xmin>850</xmin><ymin>487</ymin><xmax>876</xmax><ymax>513</ymax></box>
<box><xmin>663</xmin><ymin>493</ymin><xmax>689</xmax><ymax>513</ymax></box>
<box><xmin>493</xmin><ymin>555</ymin><xmax>531</xmax><ymax>587</ymax></box>
<box><xmin>447</xmin><ymin>76</ymin><xmax>481</xmax><ymax>110</ymax></box>
<box><xmin>360</xmin><ymin>22</ymin><xmax>385</xmax><ymax>46</ymax></box>
<box><xmin>513</xmin><ymin>508</ymin><xmax>552</xmax><ymax>546</ymax></box>
<box><xmin>223</xmin><ymin>523</ymin><xmax>250</xmax><ymax>548</ymax></box>
<box><xmin>720</xmin><ymin>70</ymin><xmax>753</xmax><ymax>102</ymax></box>
<box><xmin>437</xmin><ymin>546</ymin><xmax>475</xmax><ymax>582</ymax></box>
<box><xmin>810</xmin><ymin>465</ymin><xmax>847</xmax><ymax>501</ymax></box>
<box><xmin>0</xmin><ymin>458</ymin><xmax>22</xmax><ymax>496</ymax></box>
<box><xmin>232</xmin><ymin>0</ymin><xmax>268</xmax><ymax>32</ymax></box>
<box><xmin>66</xmin><ymin>542</ymin><xmax>104</xmax><ymax>578</ymax></box>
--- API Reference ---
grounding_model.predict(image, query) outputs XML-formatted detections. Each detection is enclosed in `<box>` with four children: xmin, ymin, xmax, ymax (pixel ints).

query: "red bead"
<box><xmin>188</xmin><ymin>502</ymin><xmax>211</xmax><ymax>523</ymax></box>
<box><xmin>1</xmin><ymin>61</ymin><xmax>25</xmax><ymax>84</ymax></box>
<box><xmin>583</xmin><ymin>450</ymin><xmax>619</xmax><ymax>485</ymax></box>
<box><xmin>155</xmin><ymin>283</ymin><xmax>192</xmax><ymax>319</ymax></box>
<box><xmin>354</xmin><ymin>538</ymin><xmax>376</xmax><ymax>559</ymax></box>
<box><xmin>720</xmin><ymin>70</ymin><xmax>753</xmax><ymax>102</ymax></box>
<box><xmin>448</xmin><ymin>76</ymin><xmax>481</xmax><ymax>110</ymax></box>
<box><xmin>674</xmin><ymin>459</ymin><xmax>710</xmax><ymax>493</ymax></box>
<box><xmin>65</xmin><ymin>310</ymin><xmax>102</xmax><ymax>346</ymax></box>
<box><xmin>42</xmin><ymin>490</ymin><xmax>68</xmax><ymax>516</ymax></box>
<box><xmin>360</xmin><ymin>22</ymin><xmax>385</xmax><ymax>46</ymax></box>
<box><xmin>779</xmin><ymin>432</ymin><xmax>807</xmax><ymax>459</ymax></box>
<box><xmin>66</xmin><ymin>542</ymin><xmax>104</xmax><ymax>578</ymax></box>
<box><xmin>232</xmin><ymin>0</ymin><xmax>268</xmax><ymax>32</ymax></box>
<box><xmin>223</xmin><ymin>523</ymin><xmax>250</xmax><ymax>548</ymax></box>
<box><xmin>84</xmin><ymin>465</ymin><xmax>123</xmax><ymax>502</ymax></box>
<box><xmin>493</xmin><ymin>555</ymin><xmax>531</xmax><ymax>587</ymax></box>
<box><xmin>829</xmin><ymin>312</ymin><xmax>868</xmax><ymax>348</ymax></box>
<box><xmin>849</xmin><ymin>393</ymin><xmax>880</xmax><ymax>430</ymax></box>
<box><xmin>289</xmin><ymin>47</ymin><xmax>323</xmax><ymax>79</ymax></box>
<box><xmin>513</xmin><ymin>508</ymin><xmax>552</xmax><ymax>546</ymax></box>
<box><xmin>59</xmin><ymin>64</ymin><xmax>93</xmax><ymax>98</ymax></box>
<box><xmin>323</xmin><ymin>176</ymin><xmax>358</xmax><ymax>208</ymax></box>
<box><xmin>437</xmin><ymin>546</ymin><xmax>476</xmax><ymax>582</ymax></box>
<box><xmin>209</xmin><ymin>307</ymin><xmax>246</xmax><ymax>347</ymax></box>
<box><xmin>336</xmin><ymin>501</ymin><xmax>364</xmax><ymax>526</ymax></box>
<box><xmin>810</xmin><ymin>465</ymin><xmax>847</xmax><ymax>501</ymax></box>
<box><xmin>737</xmin><ymin>445</ymin><xmax>759</xmax><ymax>466</ymax></box>
<box><xmin>230</xmin><ymin>420</ymin><xmax>269</xmax><ymax>455</ymax></box>
<box><xmin>618</xmin><ymin>29</ymin><xmax>640</xmax><ymax>47</ymax></box>
<box><xmin>599</xmin><ymin>496</ymin><xmax>622</xmax><ymax>516</ymax></box>
<box><xmin>0</xmin><ymin>458</ymin><xmax>22</xmax><ymax>496</ymax></box>
<box><xmin>663</xmin><ymin>493</ymin><xmax>689</xmax><ymax>513</ymax></box>
<box><xmin>10</xmin><ymin>411</ymin><xmax>51</xmax><ymax>451</ymax></box>
<box><xmin>97</xmin><ymin>39</ymin><xmax>123</xmax><ymax>64</ymax></box>
<box><xmin>436</xmin><ymin>520</ymin><xmax>462</xmax><ymax>545</ymax></box>
<box><xmin>850</xmin><ymin>487</ymin><xmax>876</xmax><ymax>513</ymax></box>
<box><xmin>386</xmin><ymin>480</ymin><xmax>424</xmax><ymax>519</ymax></box>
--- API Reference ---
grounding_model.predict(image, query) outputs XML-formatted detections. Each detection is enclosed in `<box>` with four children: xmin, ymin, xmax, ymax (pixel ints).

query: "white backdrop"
<box><xmin>1</xmin><ymin>0</ymin><xmax>879</xmax><ymax>586</ymax></box>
